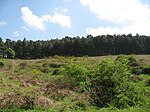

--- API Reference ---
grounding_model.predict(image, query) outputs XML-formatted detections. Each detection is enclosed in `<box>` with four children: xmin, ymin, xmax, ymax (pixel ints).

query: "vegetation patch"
<box><xmin>0</xmin><ymin>55</ymin><xmax>150</xmax><ymax>111</ymax></box>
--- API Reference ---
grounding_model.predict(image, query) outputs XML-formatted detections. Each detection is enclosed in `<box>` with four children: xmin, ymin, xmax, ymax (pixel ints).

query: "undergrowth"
<box><xmin>0</xmin><ymin>55</ymin><xmax>150</xmax><ymax>111</ymax></box>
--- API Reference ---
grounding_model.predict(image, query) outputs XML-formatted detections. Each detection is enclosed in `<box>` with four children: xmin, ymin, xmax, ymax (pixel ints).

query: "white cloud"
<box><xmin>21</xmin><ymin>7</ymin><xmax>46</xmax><ymax>30</ymax></box>
<box><xmin>62</xmin><ymin>8</ymin><xmax>69</xmax><ymax>13</ymax></box>
<box><xmin>21</xmin><ymin>26</ymin><xmax>30</xmax><ymax>31</ymax></box>
<box><xmin>80</xmin><ymin>0</ymin><xmax>150</xmax><ymax>35</ymax></box>
<box><xmin>50</xmin><ymin>14</ymin><xmax>71</xmax><ymax>27</ymax></box>
<box><xmin>13</xmin><ymin>31</ymin><xmax>21</xmax><ymax>37</ymax></box>
<box><xmin>21</xmin><ymin>6</ymin><xmax>71</xmax><ymax>31</ymax></box>
<box><xmin>0</xmin><ymin>21</ymin><xmax>7</xmax><ymax>26</ymax></box>
<box><xmin>54</xmin><ymin>8</ymin><xmax>69</xmax><ymax>14</ymax></box>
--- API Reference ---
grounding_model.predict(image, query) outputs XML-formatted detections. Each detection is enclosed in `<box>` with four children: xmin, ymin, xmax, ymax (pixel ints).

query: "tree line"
<box><xmin>0</xmin><ymin>34</ymin><xmax>150</xmax><ymax>59</ymax></box>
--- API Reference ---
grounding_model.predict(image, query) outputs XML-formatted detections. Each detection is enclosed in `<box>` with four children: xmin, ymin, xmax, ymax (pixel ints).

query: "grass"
<box><xmin>0</xmin><ymin>55</ymin><xmax>150</xmax><ymax>111</ymax></box>
<box><xmin>1</xmin><ymin>107</ymin><xmax>150</xmax><ymax>112</ymax></box>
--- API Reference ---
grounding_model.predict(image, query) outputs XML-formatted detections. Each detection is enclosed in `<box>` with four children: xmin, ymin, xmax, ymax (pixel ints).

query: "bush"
<box><xmin>61</xmin><ymin>56</ymin><xmax>145</xmax><ymax>109</ymax></box>
<box><xmin>115</xmin><ymin>55</ymin><xmax>140</xmax><ymax>67</ymax></box>
<box><xmin>90</xmin><ymin>58</ymin><xmax>144</xmax><ymax>108</ymax></box>
<box><xmin>61</xmin><ymin>62</ymin><xmax>90</xmax><ymax>91</ymax></box>
<box><xmin>4</xmin><ymin>48</ymin><xmax>15</xmax><ymax>59</ymax></box>
<box><xmin>116</xmin><ymin>55</ymin><xmax>143</xmax><ymax>75</ymax></box>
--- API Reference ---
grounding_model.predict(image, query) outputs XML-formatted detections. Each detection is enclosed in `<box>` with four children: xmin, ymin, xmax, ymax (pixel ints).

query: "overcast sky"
<box><xmin>0</xmin><ymin>0</ymin><xmax>150</xmax><ymax>41</ymax></box>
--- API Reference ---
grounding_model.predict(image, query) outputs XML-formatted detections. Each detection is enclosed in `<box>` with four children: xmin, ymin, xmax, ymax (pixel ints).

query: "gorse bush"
<box><xmin>115</xmin><ymin>55</ymin><xmax>140</xmax><ymax>67</ymax></box>
<box><xmin>90</xmin><ymin>59</ymin><xmax>116</xmax><ymax>107</ymax></box>
<box><xmin>93</xmin><ymin>57</ymin><xmax>144</xmax><ymax>108</ymax></box>
<box><xmin>91</xmin><ymin>58</ymin><xmax>136</xmax><ymax>108</ymax></box>
<box><xmin>116</xmin><ymin>55</ymin><xmax>144</xmax><ymax>75</ymax></box>
<box><xmin>61</xmin><ymin>56</ymin><xmax>145</xmax><ymax>109</ymax></box>
<box><xmin>61</xmin><ymin>62</ymin><xmax>90</xmax><ymax>92</ymax></box>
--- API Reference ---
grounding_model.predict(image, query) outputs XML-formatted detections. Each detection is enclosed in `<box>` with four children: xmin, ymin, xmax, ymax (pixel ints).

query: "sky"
<box><xmin>0</xmin><ymin>0</ymin><xmax>150</xmax><ymax>41</ymax></box>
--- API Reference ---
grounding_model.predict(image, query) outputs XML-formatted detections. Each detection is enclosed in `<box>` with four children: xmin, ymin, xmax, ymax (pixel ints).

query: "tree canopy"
<box><xmin>0</xmin><ymin>34</ymin><xmax>150</xmax><ymax>59</ymax></box>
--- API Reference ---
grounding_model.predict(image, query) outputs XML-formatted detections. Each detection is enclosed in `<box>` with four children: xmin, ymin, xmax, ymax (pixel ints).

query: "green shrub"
<box><xmin>61</xmin><ymin>55</ymin><xmax>145</xmax><ymax>109</ymax></box>
<box><xmin>4</xmin><ymin>48</ymin><xmax>15</xmax><ymax>59</ymax></box>
<box><xmin>91</xmin><ymin>58</ymin><xmax>144</xmax><ymax>109</ymax></box>
<box><xmin>90</xmin><ymin>59</ymin><xmax>123</xmax><ymax>107</ymax></box>
<box><xmin>115</xmin><ymin>55</ymin><xmax>140</xmax><ymax>67</ymax></box>
<box><xmin>61</xmin><ymin>62</ymin><xmax>90</xmax><ymax>91</ymax></box>
<box><xmin>116</xmin><ymin>55</ymin><xmax>143</xmax><ymax>75</ymax></box>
